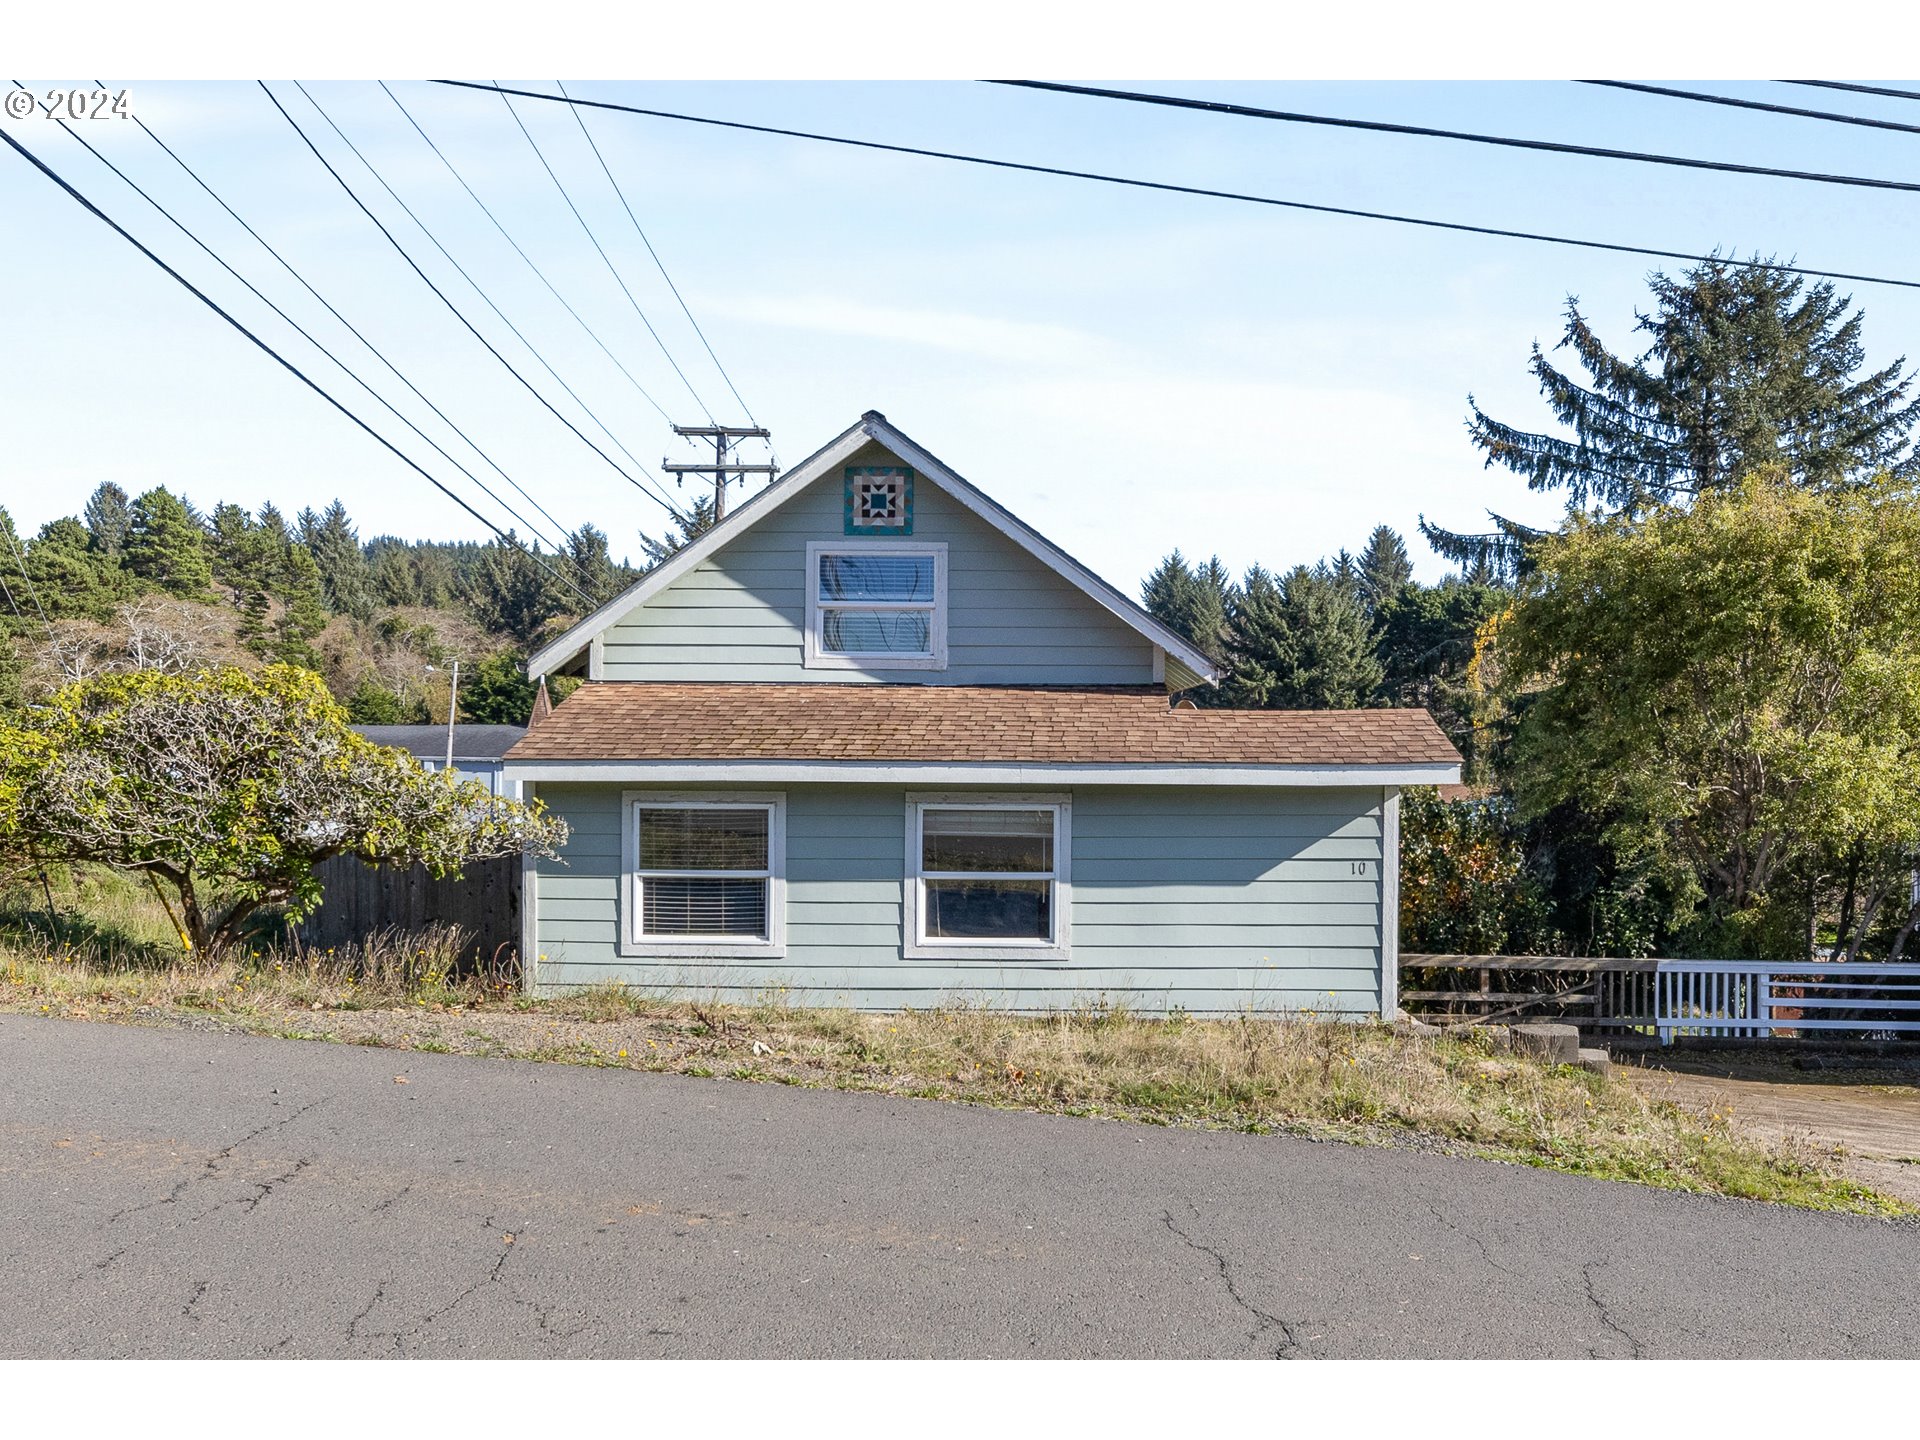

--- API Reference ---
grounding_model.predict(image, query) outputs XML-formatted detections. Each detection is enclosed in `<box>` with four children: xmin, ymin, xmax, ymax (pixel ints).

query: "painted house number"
<box><xmin>1351</xmin><ymin>861</ymin><xmax>1370</xmax><ymax>875</ymax></box>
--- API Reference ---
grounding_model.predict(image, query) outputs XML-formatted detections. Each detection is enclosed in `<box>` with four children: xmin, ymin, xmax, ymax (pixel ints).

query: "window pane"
<box><xmin>818</xmin><ymin>553</ymin><xmax>934</xmax><ymax>602</ymax></box>
<box><xmin>822</xmin><ymin>608</ymin><xmax>932</xmax><ymax>655</ymax></box>
<box><xmin>639</xmin><ymin>807</ymin><xmax>768</xmax><ymax>870</ymax></box>
<box><xmin>922</xmin><ymin>808</ymin><xmax>1053</xmax><ymax>873</ymax></box>
<box><xmin>642</xmin><ymin>877</ymin><xmax>768</xmax><ymax>937</ymax></box>
<box><xmin>924</xmin><ymin>879</ymin><xmax>1051</xmax><ymax>940</ymax></box>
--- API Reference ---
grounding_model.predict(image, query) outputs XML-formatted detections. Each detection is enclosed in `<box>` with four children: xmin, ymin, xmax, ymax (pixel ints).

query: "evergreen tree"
<box><xmin>1356</xmin><ymin>525</ymin><xmax>1414</xmax><ymax>612</ymax></box>
<box><xmin>563</xmin><ymin>523</ymin><xmax>622</xmax><ymax>608</ymax></box>
<box><xmin>273</xmin><ymin>543</ymin><xmax>330</xmax><ymax>665</ymax></box>
<box><xmin>1141</xmin><ymin>549</ymin><xmax>1234</xmax><ymax>665</ymax></box>
<box><xmin>368</xmin><ymin>539</ymin><xmax>423</xmax><ymax>608</ymax></box>
<box><xmin>83</xmin><ymin>482</ymin><xmax>132</xmax><ymax>558</ymax></box>
<box><xmin>638</xmin><ymin>495</ymin><xmax>718</xmax><ymax>569</ymax></box>
<box><xmin>299</xmin><ymin>500</ymin><xmax>376</xmax><ymax>620</ymax></box>
<box><xmin>458</xmin><ymin>650</ymin><xmax>540</xmax><ymax>724</ymax></box>
<box><xmin>345</xmin><ymin>676</ymin><xmax>423</xmax><ymax>724</ymax></box>
<box><xmin>463</xmin><ymin>535</ymin><xmax>566</xmax><ymax>644</ymax></box>
<box><xmin>25</xmin><ymin>518</ymin><xmax>135</xmax><ymax>620</ymax></box>
<box><xmin>1426</xmin><ymin>256</ymin><xmax>1920</xmax><ymax>575</ymax></box>
<box><xmin>1322</xmin><ymin>548</ymin><xmax>1360</xmax><ymax>599</ymax></box>
<box><xmin>124</xmin><ymin>487</ymin><xmax>212</xmax><ymax>597</ymax></box>
<box><xmin>1226</xmin><ymin>564</ymin><xmax>1383</xmax><ymax>710</ymax></box>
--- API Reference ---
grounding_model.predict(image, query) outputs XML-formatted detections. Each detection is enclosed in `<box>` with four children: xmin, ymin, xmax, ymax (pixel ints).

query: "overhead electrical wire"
<box><xmin>3</xmin><ymin>522</ymin><xmax>52</xmax><ymax>632</ymax></box>
<box><xmin>0</xmin><ymin>126</ymin><xmax>601</xmax><ymax>608</ymax></box>
<box><xmin>555</xmin><ymin>80</ymin><xmax>765</xmax><ymax>439</ymax></box>
<box><xmin>378</xmin><ymin>80</ymin><xmax>702</xmax><ymax>446</ymax></box>
<box><xmin>1782</xmin><ymin>80</ymin><xmax>1920</xmax><ymax>104</ymax></box>
<box><xmin>49</xmin><ymin>106</ymin><xmax>584</xmax><ymax>574</ymax></box>
<box><xmin>492</xmin><ymin>81</ymin><xmax>716</xmax><ymax>423</ymax></box>
<box><xmin>430</xmin><ymin>80</ymin><xmax>1920</xmax><ymax>294</ymax></box>
<box><xmin>1578</xmin><ymin>80</ymin><xmax>1920</xmax><ymax>135</ymax></box>
<box><xmin>266</xmin><ymin>82</ymin><xmax>690</xmax><ymax>522</ymax></box>
<box><xmin>988</xmin><ymin>79</ymin><xmax>1920</xmax><ymax>196</ymax></box>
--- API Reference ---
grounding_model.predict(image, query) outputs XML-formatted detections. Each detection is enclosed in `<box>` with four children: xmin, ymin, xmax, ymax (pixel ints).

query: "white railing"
<box><xmin>1654</xmin><ymin>960</ymin><xmax>1920</xmax><ymax>1042</ymax></box>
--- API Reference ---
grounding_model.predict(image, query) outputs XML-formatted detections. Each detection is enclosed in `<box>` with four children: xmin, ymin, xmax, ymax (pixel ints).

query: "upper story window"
<box><xmin>804</xmin><ymin>541</ymin><xmax>948</xmax><ymax>670</ymax></box>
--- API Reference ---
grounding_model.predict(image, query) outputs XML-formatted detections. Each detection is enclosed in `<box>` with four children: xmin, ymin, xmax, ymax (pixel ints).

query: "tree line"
<box><xmin>1146</xmin><ymin>256</ymin><xmax>1920</xmax><ymax>966</ymax></box>
<box><xmin>0</xmin><ymin>484</ymin><xmax>715</xmax><ymax>726</ymax></box>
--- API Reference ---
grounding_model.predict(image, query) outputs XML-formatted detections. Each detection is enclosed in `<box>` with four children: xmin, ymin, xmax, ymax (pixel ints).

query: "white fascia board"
<box><xmin>864</xmin><ymin>417</ymin><xmax>1224</xmax><ymax>685</ymax></box>
<box><xmin>501</xmin><ymin>760</ymin><xmax>1462</xmax><ymax>788</ymax></box>
<box><xmin>526</xmin><ymin>412</ymin><xmax>1225</xmax><ymax>684</ymax></box>
<box><xmin>524</xmin><ymin>419</ymin><xmax>876</xmax><ymax>679</ymax></box>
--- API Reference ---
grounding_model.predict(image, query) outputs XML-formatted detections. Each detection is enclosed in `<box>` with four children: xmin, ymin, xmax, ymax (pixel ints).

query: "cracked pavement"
<box><xmin>3</xmin><ymin>1015</ymin><xmax>1916</xmax><ymax>1358</ymax></box>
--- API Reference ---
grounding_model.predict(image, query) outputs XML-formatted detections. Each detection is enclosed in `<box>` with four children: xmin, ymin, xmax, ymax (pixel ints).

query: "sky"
<box><xmin>6</xmin><ymin>75</ymin><xmax>1920</xmax><ymax>591</ymax></box>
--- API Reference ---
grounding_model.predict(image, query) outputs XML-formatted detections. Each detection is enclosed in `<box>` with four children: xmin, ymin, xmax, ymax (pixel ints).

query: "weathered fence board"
<box><xmin>300</xmin><ymin>854</ymin><xmax>521</xmax><ymax>962</ymax></box>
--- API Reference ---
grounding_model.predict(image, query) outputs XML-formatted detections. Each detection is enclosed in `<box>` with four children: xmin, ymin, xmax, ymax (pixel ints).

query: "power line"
<box><xmin>267</xmin><ymin>82</ymin><xmax>690</xmax><ymax>522</ymax></box>
<box><xmin>49</xmin><ymin>102</ymin><xmax>581</xmax><ymax>570</ymax></box>
<box><xmin>492</xmin><ymin>81</ymin><xmax>715</xmax><ymax>423</ymax></box>
<box><xmin>1581</xmin><ymin>80</ymin><xmax>1920</xmax><ymax>135</ymax></box>
<box><xmin>0</xmin><ymin>126</ymin><xmax>599</xmax><ymax>610</ymax></box>
<box><xmin>556</xmin><ymin>80</ymin><xmax>765</xmax><ymax>441</ymax></box>
<box><xmin>990</xmin><ymin>79</ymin><xmax>1920</xmax><ymax>197</ymax></box>
<box><xmin>378</xmin><ymin>81</ymin><xmax>700</xmax><ymax>448</ymax></box>
<box><xmin>429</xmin><ymin>81</ymin><xmax>1920</xmax><ymax>294</ymax></box>
<box><xmin>1782</xmin><ymin>80</ymin><xmax>1920</xmax><ymax>104</ymax></box>
<box><xmin>2</xmin><ymin>519</ymin><xmax>52</xmax><ymax>632</ymax></box>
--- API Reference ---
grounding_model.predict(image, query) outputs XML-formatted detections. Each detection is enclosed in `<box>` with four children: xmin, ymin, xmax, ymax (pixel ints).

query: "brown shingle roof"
<box><xmin>506</xmin><ymin>683</ymin><xmax>1461</xmax><ymax>768</ymax></box>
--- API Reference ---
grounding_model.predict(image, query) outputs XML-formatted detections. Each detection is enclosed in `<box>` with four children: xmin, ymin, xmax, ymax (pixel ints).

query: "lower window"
<box><xmin>624</xmin><ymin>795</ymin><xmax>785</xmax><ymax>954</ymax></box>
<box><xmin>908</xmin><ymin>798</ymin><xmax>1069</xmax><ymax>959</ymax></box>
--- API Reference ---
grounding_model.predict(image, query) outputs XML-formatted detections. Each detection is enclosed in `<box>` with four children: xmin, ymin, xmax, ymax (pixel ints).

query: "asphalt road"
<box><xmin>3</xmin><ymin>1015</ymin><xmax>1915</xmax><ymax>1358</ymax></box>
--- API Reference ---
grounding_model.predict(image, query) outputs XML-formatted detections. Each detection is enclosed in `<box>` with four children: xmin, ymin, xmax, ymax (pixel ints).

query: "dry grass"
<box><xmin>0</xmin><ymin>870</ymin><xmax>1905</xmax><ymax>1217</ymax></box>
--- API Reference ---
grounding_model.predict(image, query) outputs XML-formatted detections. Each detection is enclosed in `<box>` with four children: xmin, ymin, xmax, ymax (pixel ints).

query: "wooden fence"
<box><xmin>299</xmin><ymin>853</ymin><xmax>520</xmax><ymax>965</ymax></box>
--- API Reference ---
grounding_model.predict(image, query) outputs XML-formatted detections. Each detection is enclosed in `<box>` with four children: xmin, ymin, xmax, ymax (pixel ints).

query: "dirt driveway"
<box><xmin>1624</xmin><ymin>1052</ymin><xmax>1920</xmax><ymax>1205</ymax></box>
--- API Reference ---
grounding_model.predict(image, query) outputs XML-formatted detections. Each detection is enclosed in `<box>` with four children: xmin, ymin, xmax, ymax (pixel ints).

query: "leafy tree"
<box><xmin>0</xmin><ymin>665</ymin><xmax>566</xmax><ymax>953</ymax></box>
<box><xmin>345</xmin><ymin>676</ymin><xmax>424</xmax><ymax>724</ymax></box>
<box><xmin>124</xmin><ymin>487</ymin><xmax>212</xmax><ymax>597</ymax></box>
<box><xmin>1398</xmin><ymin>789</ymin><xmax>1553</xmax><ymax>955</ymax></box>
<box><xmin>299</xmin><ymin>500</ymin><xmax>376</xmax><ymax>620</ymax></box>
<box><xmin>1496</xmin><ymin>469</ymin><xmax>1920</xmax><ymax>953</ymax></box>
<box><xmin>1427</xmin><ymin>257</ymin><xmax>1920</xmax><ymax>575</ymax></box>
<box><xmin>83</xmin><ymin>482</ymin><xmax>132</xmax><ymax>558</ymax></box>
<box><xmin>1356</xmin><ymin>525</ymin><xmax>1414</xmax><ymax>612</ymax></box>
<box><xmin>1226</xmin><ymin>564</ymin><xmax>1383</xmax><ymax>710</ymax></box>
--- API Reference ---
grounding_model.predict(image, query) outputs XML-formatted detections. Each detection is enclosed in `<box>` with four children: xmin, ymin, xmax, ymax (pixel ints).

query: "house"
<box><xmin>352</xmin><ymin>724</ymin><xmax>527</xmax><ymax>795</ymax></box>
<box><xmin>502</xmin><ymin>412</ymin><xmax>1460</xmax><ymax>1016</ymax></box>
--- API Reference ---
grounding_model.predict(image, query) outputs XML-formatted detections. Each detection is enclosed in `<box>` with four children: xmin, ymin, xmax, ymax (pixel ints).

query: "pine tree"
<box><xmin>464</xmin><ymin>535</ymin><xmax>566</xmax><ymax>644</ymax></box>
<box><xmin>25</xmin><ymin>517</ymin><xmax>134</xmax><ymax>620</ymax></box>
<box><xmin>273</xmin><ymin>543</ymin><xmax>330</xmax><ymax>665</ymax></box>
<box><xmin>83</xmin><ymin>482</ymin><xmax>132</xmax><ymax>558</ymax></box>
<box><xmin>1356</xmin><ymin>525</ymin><xmax>1414</xmax><ymax>612</ymax></box>
<box><xmin>1140</xmin><ymin>549</ymin><xmax>1233</xmax><ymax>664</ymax></box>
<box><xmin>638</xmin><ymin>496</ymin><xmax>718</xmax><ymax>569</ymax></box>
<box><xmin>563</xmin><ymin>523</ymin><xmax>622</xmax><ymax>608</ymax></box>
<box><xmin>1226</xmin><ymin>564</ymin><xmax>1383</xmax><ymax>710</ymax></box>
<box><xmin>124</xmin><ymin>487</ymin><xmax>212</xmax><ymax>597</ymax></box>
<box><xmin>299</xmin><ymin>500</ymin><xmax>376</xmax><ymax>620</ymax></box>
<box><xmin>458</xmin><ymin>649</ymin><xmax>540</xmax><ymax>724</ymax></box>
<box><xmin>1425</xmin><ymin>256</ymin><xmax>1920</xmax><ymax>575</ymax></box>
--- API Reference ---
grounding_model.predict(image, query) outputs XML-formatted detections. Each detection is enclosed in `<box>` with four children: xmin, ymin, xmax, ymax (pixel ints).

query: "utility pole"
<box><xmin>662</xmin><ymin>425</ymin><xmax>778</xmax><ymax>520</ymax></box>
<box><xmin>445</xmin><ymin>658</ymin><xmax>460</xmax><ymax>771</ymax></box>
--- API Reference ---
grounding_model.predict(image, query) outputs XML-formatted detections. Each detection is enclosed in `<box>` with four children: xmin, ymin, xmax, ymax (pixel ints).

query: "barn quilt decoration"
<box><xmin>844</xmin><ymin>466</ymin><xmax>914</xmax><ymax>535</ymax></box>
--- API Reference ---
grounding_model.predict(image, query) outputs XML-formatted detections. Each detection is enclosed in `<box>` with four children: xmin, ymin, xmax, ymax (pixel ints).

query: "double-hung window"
<box><xmin>905</xmin><ymin>796</ymin><xmax>1071</xmax><ymax>961</ymax></box>
<box><xmin>805</xmin><ymin>541</ymin><xmax>947</xmax><ymax>669</ymax></box>
<box><xmin>622</xmin><ymin>794</ymin><xmax>786</xmax><ymax>956</ymax></box>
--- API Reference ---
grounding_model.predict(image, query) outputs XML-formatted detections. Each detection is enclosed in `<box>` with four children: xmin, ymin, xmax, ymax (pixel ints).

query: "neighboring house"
<box><xmin>503</xmin><ymin>412</ymin><xmax>1460</xmax><ymax>1016</ymax></box>
<box><xmin>352</xmin><ymin>724</ymin><xmax>527</xmax><ymax>795</ymax></box>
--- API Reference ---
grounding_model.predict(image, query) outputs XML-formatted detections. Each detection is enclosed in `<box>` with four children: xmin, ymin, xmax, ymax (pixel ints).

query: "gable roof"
<box><xmin>526</xmin><ymin>411</ymin><xmax>1223</xmax><ymax>688</ymax></box>
<box><xmin>507</xmin><ymin>683</ymin><xmax>1460</xmax><ymax>770</ymax></box>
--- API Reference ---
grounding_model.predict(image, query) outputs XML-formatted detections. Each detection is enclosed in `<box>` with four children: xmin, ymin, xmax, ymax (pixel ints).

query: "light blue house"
<box><xmin>505</xmin><ymin>413</ymin><xmax>1460</xmax><ymax>1016</ymax></box>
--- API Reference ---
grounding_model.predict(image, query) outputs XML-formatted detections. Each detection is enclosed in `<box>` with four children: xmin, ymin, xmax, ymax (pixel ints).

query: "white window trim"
<box><xmin>903</xmin><ymin>792</ymin><xmax>1071</xmax><ymax>962</ymax></box>
<box><xmin>619</xmin><ymin>791</ymin><xmax>787</xmax><ymax>958</ymax></box>
<box><xmin>804</xmin><ymin>540</ymin><xmax>949</xmax><ymax>671</ymax></box>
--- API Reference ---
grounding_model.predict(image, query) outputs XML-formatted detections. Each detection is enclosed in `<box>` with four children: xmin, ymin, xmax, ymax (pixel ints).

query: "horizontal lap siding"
<box><xmin>533</xmin><ymin>784</ymin><xmax>1385</xmax><ymax>1015</ymax></box>
<box><xmin>598</xmin><ymin>440</ymin><xmax>1159</xmax><ymax>684</ymax></box>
